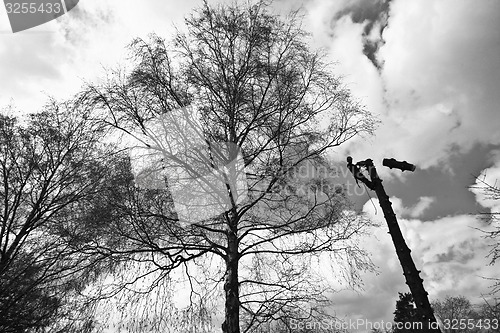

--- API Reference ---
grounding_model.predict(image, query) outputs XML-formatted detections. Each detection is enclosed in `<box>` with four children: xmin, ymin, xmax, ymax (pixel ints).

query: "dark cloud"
<box><xmin>382</xmin><ymin>143</ymin><xmax>500</xmax><ymax>221</ymax></box>
<box><xmin>435</xmin><ymin>243</ymin><xmax>475</xmax><ymax>264</ymax></box>
<box><xmin>333</xmin><ymin>0</ymin><xmax>391</xmax><ymax>69</ymax></box>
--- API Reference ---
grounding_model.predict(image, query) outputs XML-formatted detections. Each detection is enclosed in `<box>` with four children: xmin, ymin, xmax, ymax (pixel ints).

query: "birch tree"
<box><xmin>84</xmin><ymin>1</ymin><xmax>377</xmax><ymax>332</ymax></box>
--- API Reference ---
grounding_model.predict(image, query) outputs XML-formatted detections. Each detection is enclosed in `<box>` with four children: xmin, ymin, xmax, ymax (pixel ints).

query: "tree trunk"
<box><xmin>368</xmin><ymin>163</ymin><xmax>441</xmax><ymax>332</ymax></box>
<box><xmin>222</xmin><ymin>215</ymin><xmax>240</xmax><ymax>333</ymax></box>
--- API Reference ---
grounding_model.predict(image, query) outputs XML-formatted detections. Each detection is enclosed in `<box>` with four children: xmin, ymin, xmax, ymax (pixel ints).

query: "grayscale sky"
<box><xmin>1</xmin><ymin>0</ymin><xmax>499</xmax><ymax>329</ymax></box>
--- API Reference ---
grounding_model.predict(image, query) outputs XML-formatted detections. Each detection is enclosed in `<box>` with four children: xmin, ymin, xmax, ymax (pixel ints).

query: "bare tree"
<box><xmin>0</xmin><ymin>100</ymin><xmax>122</xmax><ymax>332</ymax></box>
<box><xmin>83</xmin><ymin>1</ymin><xmax>377</xmax><ymax>332</ymax></box>
<box><xmin>477</xmin><ymin>296</ymin><xmax>500</xmax><ymax>332</ymax></box>
<box><xmin>471</xmin><ymin>173</ymin><xmax>500</xmax><ymax>294</ymax></box>
<box><xmin>431</xmin><ymin>295</ymin><xmax>480</xmax><ymax>333</ymax></box>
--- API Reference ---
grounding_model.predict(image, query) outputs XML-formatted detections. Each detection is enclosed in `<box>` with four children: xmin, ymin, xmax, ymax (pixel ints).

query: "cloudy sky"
<box><xmin>1</xmin><ymin>0</ymin><xmax>500</xmax><ymax>329</ymax></box>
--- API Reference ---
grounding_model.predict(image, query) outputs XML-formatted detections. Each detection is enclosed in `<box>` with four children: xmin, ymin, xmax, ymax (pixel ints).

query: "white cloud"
<box><xmin>307</xmin><ymin>0</ymin><xmax>500</xmax><ymax>171</ymax></box>
<box><xmin>471</xmin><ymin>156</ymin><xmax>500</xmax><ymax>214</ymax></box>
<box><xmin>406</xmin><ymin>196</ymin><xmax>434</xmax><ymax>218</ymax></box>
<box><xmin>0</xmin><ymin>0</ymin><xmax>200</xmax><ymax>114</ymax></box>
<box><xmin>386</xmin><ymin>196</ymin><xmax>435</xmax><ymax>219</ymax></box>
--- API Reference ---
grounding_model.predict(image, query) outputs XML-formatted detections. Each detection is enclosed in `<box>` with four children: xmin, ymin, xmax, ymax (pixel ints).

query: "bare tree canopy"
<box><xmin>81</xmin><ymin>1</ymin><xmax>378</xmax><ymax>332</ymax></box>
<box><xmin>0</xmin><ymin>100</ymin><xmax>126</xmax><ymax>332</ymax></box>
